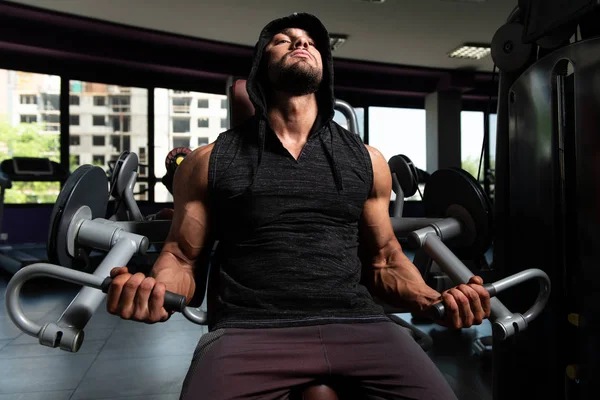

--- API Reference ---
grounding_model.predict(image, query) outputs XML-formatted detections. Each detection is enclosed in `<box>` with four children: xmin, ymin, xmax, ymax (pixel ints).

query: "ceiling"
<box><xmin>9</xmin><ymin>0</ymin><xmax>518</xmax><ymax>72</ymax></box>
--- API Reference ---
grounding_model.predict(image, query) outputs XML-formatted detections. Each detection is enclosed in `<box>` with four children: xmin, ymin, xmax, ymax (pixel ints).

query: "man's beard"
<box><xmin>267</xmin><ymin>57</ymin><xmax>322</xmax><ymax>96</ymax></box>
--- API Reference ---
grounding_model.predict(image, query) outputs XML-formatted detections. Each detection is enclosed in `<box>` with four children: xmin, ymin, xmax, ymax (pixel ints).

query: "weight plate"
<box><xmin>166</xmin><ymin>147</ymin><xmax>192</xmax><ymax>173</ymax></box>
<box><xmin>47</xmin><ymin>165</ymin><xmax>109</xmax><ymax>269</ymax></box>
<box><xmin>388</xmin><ymin>155</ymin><xmax>419</xmax><ymax>198</ymax></box>
<box><xmin>163</xmin><ymin>147</ymin><xmax>192</xmax><ymax>194</ymax></box>
<box><xmin>422</xmin><ymin>168</ymin><xmax>493</xmax><ymax>258</ymax></box>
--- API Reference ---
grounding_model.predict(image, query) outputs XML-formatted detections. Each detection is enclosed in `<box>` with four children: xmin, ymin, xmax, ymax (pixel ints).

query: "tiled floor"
<box><xmin>0</xmin><ymin>270</ymin><xmax>493</xmax><ymax>400</ymax></box>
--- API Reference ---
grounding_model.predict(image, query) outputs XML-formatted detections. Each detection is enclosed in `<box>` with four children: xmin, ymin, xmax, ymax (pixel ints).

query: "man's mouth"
<box><xmin>290</xmin><ymin>50</ymin><xmax>311</xmax><ymax>59</ymax></box>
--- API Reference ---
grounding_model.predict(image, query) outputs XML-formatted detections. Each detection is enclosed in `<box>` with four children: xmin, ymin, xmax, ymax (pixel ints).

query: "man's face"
<box><xmin>263</xmin><ymin>28</ymin><xmax>323</xmax><ymax>96</ymax></box>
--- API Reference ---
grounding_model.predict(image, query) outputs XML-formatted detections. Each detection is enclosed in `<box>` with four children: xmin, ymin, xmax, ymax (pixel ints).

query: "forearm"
<box><xmin>367</xmin><ymin>245</ymin><xmax>441</xmax><ymax>313</ymax></box>
<box><xmin>150</xmin><ymin>250</ymin><xmax>197</xmax><ymax>304</ymax></box>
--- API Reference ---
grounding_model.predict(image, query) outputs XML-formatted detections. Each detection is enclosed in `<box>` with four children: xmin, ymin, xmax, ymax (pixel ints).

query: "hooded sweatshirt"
<box><xmin>206</xmin><ymin>13</ymin><xmax>388</xmax><ymax>330</ymax></box>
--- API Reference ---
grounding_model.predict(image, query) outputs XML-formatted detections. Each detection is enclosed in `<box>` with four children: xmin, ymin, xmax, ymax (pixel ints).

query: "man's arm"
<box><xmin>359</xmin><ymin>145</ymin><xmax>491</xmax><ymax>328</ymax></box>
<box><xmin>150</xmin><ymin>143</ymin><xmax>214</xmax><ymax>302</ymax></box>
<box><xmin>106</xmin><ymin>144</ymin><xmax>214</xmax><ymax>322</ymax></box>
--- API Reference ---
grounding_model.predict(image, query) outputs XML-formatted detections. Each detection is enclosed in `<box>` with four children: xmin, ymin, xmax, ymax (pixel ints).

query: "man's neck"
<box><xmin>267</xmin><ymin>92</ymin><xmax>319</xmax><ymax>145</ymax></box>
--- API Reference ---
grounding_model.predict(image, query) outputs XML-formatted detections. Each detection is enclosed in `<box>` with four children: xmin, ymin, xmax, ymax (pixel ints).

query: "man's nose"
<box><xmin>294</xmin><ymin>38</ymin><xmax>309</xmax><ymax>49</ymax></box>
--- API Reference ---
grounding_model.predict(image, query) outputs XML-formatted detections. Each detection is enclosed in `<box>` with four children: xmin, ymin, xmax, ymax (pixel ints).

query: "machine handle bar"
<box><xmin>5</xmin><ymin>263</ymin><xmax>207</xmax><ymax>345</ymax></box>
<box><xmin>100</xmin><ymin>277</ymin><xmax>186</xmax><ymax>313</ymax></box>
<box><xmin>426</xmin><ymin>269</ymin><xmax>551</xmax><ymax>323</ymax></box>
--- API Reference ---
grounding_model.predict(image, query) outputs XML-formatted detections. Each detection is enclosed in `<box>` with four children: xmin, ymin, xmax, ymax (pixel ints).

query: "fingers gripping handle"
<box><xmin>427</xmin><ymin>284</ymin><xmax>496</xmax><ymax>321</ymax></box>
<box><xmin>420</xmin><ymin>232</ymin><xmax>551</xmax><ymax>340</ymax></box>
<box><xmin>100</xmin><ymin>277</ymin><xmax>187</xmax><ymax>313</ymax></box>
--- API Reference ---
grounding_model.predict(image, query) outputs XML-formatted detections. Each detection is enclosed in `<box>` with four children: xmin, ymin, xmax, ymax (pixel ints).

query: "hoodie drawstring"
<box><xmin>249</xmin><ymin>118</ymin><xmax>267</xmax><ymax>190</ymax></box>
<box><xmin>321</xmin><ymin>123</ymin><xmax>344</xmax><ymax>192</ymax></box>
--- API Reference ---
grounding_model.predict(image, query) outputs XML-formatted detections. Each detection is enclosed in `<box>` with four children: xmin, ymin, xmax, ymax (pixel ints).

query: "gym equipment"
<box><xmin>491</xmin><ymin>2</ymin><xmax>600</xmax><ymax>399</ymax></box>
<box><xmin>7</xmin><ymin>164</ymin><xmax>206</xmax><ymax>352</ymax></box>
<box><xmin>388</xmin><ymin>154</ymin><xmax>419</xmax><ymax>218</ymax></box>
<box><xmin>0</xmin><ymin>157</ymin><xmax>69</xmax><ymax>274</ymax></box>
<box><xmin>108</xmin><ymin>151</ymin><xmax>144</xmax><ymax>222</ymax></box>
<box><xmin>0</xmin><ymin>170</ymin><xmax>11</xmax><ymax>239</ymax></box>
<box><xmin>5</xmin><ymin>158</ymin><xmax>550</xmax><ymax>356</ymax></box>
<box><xmin>161</xmin><ymin>146</ymin><xmax>192</xmax><ymax>195</ymax></box>
<box><xmin>389</xmin><ymin>158</ymin><xmax>493</xmax><ymax>259</ymax></box>
<box><xmin>386</xmin><ymin>162</ymin><xmax>550</xmax><ymax>340</ymax></box>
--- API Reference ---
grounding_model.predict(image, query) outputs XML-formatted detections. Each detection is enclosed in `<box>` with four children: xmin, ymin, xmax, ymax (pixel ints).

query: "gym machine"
<box><xmin>0</xmin><ymin>157</ymin><xmax>69</xmax><ymax>274</ymax></box>
<box><xmin>5</xmin><ymin>151</ymin><xmax>550</xmax><ymax>357</ymax></box>
<box><xmin>491</xmin><ymin>1</ymin><xmax>600</xmax><ymax>399</ymax></box>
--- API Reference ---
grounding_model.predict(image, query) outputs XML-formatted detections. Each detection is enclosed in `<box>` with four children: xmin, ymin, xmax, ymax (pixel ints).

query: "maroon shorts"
<box><xmin>180</xmin><ymin>321</ymin><xmax>457</xmax><ymax>400</ymax></box>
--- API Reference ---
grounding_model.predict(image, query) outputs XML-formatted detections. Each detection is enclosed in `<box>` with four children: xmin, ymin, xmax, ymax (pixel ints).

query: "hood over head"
<box><xmin>246</xmin><ymin>13</ymin><xmax>335</xmax><ymax>123</ymax></box>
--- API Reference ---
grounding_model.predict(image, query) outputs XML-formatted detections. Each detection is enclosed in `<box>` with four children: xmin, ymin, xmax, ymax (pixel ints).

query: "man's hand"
<box><xmin>433</xmin><ymin>276</ymin><xmax>491</xmax><ymax>329</ymax></box>
<box><xmin>106</xmin><ymin>266</ymin><xmax>171</xmax><ymax>324</ymax></box>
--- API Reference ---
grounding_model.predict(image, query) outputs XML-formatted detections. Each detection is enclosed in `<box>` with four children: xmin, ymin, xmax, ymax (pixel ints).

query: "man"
<box><xmin>107</xmin><ymin>13</ymin><xmax>490</xmax><ymax>399</ymax></box>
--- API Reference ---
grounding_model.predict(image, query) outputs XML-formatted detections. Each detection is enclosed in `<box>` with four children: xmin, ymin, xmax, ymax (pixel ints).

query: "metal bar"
<box><xmin>408</xmin><ymin>218</ymin><xmax>463</xmax><ymax>246</ymax></box>
<box><xmin>123</xmin><ymin>172</ymin><xmax>144</xmax><ymax>221</ymax></box>
<box><xmin>56</xmin><ymin>238</ymin><xmax>139</xmax><ymax>332</ymax></box>
<box><xmin>391</xmin><ymin>217</ymin><xmax>445</xmax><ymax>237</ymax></box>
<box><xmin>422</xmin><ymin>233</ymin><xmax>514</xmax><ymax>320</ymax></box>
<box><xmin>334</xmin><ymin>99</ymin><xmax>359</xmax><ymax>135</ymax></box>
<box><xmin>77</xmin><ymin>219</ymin><xmax>149</xmax><ymax>254</ymax></box>
<box><xmin>5</xmin><ymin>263</ymin><xmax>106</xmax><ymax>339</ymax></box>
<box><xmin>112</xmin><ymin>220</ymin><xmax>172</xmax><ymax>243</ymax></box>
<box><xmin>489</xmin><ymin>268</ymin><xmax>551</xmax><ymax>323</ymax></box>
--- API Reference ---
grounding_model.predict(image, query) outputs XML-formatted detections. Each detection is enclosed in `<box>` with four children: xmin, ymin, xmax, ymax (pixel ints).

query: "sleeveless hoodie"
<box><xmin>207</xmin><ymin>13</ymin><xmax>388</xmax><ymax>330</ymax></box>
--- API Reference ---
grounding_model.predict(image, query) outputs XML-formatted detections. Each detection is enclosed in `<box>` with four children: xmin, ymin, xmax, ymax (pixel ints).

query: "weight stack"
<box><xmin>492</xmin><ymin>36</ymin><xmax>600</xmax><ymax>400</ymax></box>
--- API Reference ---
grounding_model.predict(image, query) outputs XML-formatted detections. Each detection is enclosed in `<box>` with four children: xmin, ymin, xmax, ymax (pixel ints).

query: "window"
<box><xmin>173</xmin><ymin>136</ymin><xmax>191</xmax><ymax>148</ymax></box>
<box><xmin>173</xmin><ymin>118</ymin><xmax>190</xmax><ymax>133</ymax></box>
<box><xmin>155</xmin><ymin>88</ymin><xmax>228</xmax><ymax>202</ymax></box>
<box><xmin>123</xmin><ymin>135</ymin><xmax>130</xmax><ymax>152</ymax></box>
<box><xmin>221</xmin><ymin>98</ymin><xmax>228</xmax><ymax>109</ymax></box>
<box><xmin>93</xmin><ymin>135</ymin><xmax>105</xmax><ymax>146</ymax></box>
<box><xmin>198</xmin><ymin>118</ymin><xmax>209</xmax><ymax>128</ymax></box>
<box><xmin>70</xmin><ymin>135</ymin><xmax>80</xmax><ymax>146</ymax></box>
<box><xmin>41</xmin><ymin>94</ymin><xmax>60</xmax><ymax>111</ymax></box>
<box><xmin>93</xmin><ymin>115</ymin><xmax>105</xmax><ymax>126</ymax></box>
<box><xmin>72</xmin><ymin>155</ymin><xmax>80</xmax><ymax>165</ymax></box>
<box><xmin>333</xmin><ymin>107</ymin><xmax>365</xmax><ymax>141</ymax></box>
<box><xmin>70</xmin><ymin>80</ymin><xmax>147</xmax><ymax>174</ymax></box>
<box><xmin>92</xmin><ymin>155</ymin><xmax>105</xmax><ymax>166</ymax></box>
<box><xmin>369</xmin><ymin>107</ymin><xmax>426</xmax><ymax>201</ymax></box>
<box><xmin>461</xmin><ymin>111</ymin><xmax>485</xmax><ymax>180</ymax></box>
<box><xmin>110</xmin><ymin>115</ymin><xmax>131</xmax><ymax>132</ymax></box>
<box><xmin>41</xmin><ymin>113</ymin><xmax>60</xmax><ymax>131</ymax></box>
<box><xmin>139</xmin><ymin>147</ymin><xmax>146</xmax><ymax>162</ymax></box>
<box><xmin>172</xmin><ymin>97</ymin><xmax>191</xmax><ymax>113</ymax></box>
<box><xmin>0</xmin><ymin>69</ymin><xmax>61</xmax><ymax>204</ymax></box>
<box><xmin>69</xmin><ymin>95</ymin><xmax>80</xmax><ymax>106</ymax></box>
<box><xmin>20</xmin><ymin>94</ymin><xmax>37</xmax><ymax>105</ymax></box>
<box><xmin>221</xmin><ymin>118</ymin><xmax>228</xmax><ymax>129</ymax></box>
<box><xmin>489</xmin><ymin>113</ymin><xmax>497</xmax><ymax>171</ymax></box>
<box><xmin>137</xmin><ymin>183</ymin><xmax>148</xmax><ymax>201</ymax></box>
<box><xmin>70</xmin><ymin>115</ymin><xmax>80</xmax><ymax>126</ymax></box>
<box><xmin>110</xmin><ymin>95</ymin><xmax>130</xmax><ymax>113</ymax></box>
<box><xmin>111</xmin><ymin>135</ymin><xmax>121</xmax><ymax>152</ymax></box>
<box><xmin>20</xmin><ymin>115</ymin><xmax>37</xmax><ymax>123</ymax></box>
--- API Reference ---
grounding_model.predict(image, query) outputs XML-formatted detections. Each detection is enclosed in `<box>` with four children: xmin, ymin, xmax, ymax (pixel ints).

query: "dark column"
<box><xmin>425</xmin><ymin>90</ymin><xmax>462</xmax><ymax>172</ymax></box>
